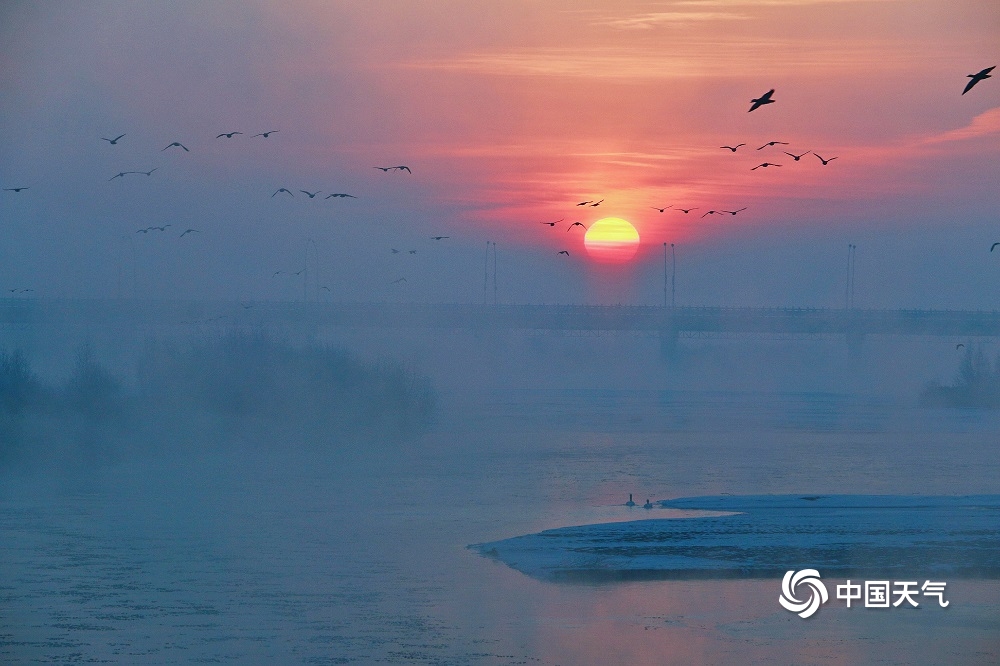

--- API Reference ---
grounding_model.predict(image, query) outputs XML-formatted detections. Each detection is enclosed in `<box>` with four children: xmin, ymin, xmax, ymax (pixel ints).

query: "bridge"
<box><xmin>3</xmin><ymin>299</ymin><xmax>1000</xmax><ymax>354</ymax></box>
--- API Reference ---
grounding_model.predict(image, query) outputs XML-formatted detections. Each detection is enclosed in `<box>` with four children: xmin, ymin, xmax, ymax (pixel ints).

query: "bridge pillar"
<box><xmin>659</xmin><ymin>328</ymin><xmax>679</xmax><ymax>361</ymax></box>
<box><xmin>846</xmin><ymin>330</ymin><xmax>865</xmax><ymax>358</ymax></box>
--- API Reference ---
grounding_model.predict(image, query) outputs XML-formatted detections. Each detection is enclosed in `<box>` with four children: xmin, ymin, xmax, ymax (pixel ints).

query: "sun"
<box><xmin>584</xmin><ymin>217</ymin><xmax>640</xmax><ymax>263</ymax></box>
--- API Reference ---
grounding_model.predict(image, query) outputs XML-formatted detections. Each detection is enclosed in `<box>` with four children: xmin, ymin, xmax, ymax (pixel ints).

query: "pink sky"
<box><xmin>1</xmin><ymin>1</ymin><xmax>998</xmax><ymax>303</ymax></box>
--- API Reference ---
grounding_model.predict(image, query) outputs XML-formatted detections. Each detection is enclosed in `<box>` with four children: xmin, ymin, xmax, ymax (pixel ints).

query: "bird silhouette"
<box><xmin>391</xmin><ymin>277</ymin><xmax>407</xmax><ymax>284</ymax></box>
<box><xmin>179</xmin><ymin>228</ymin><xmax>200</xmax><ymax>237</ymax></box>
<box><xmin>300</xmin><ymin>190</ymin><xmax>320</xmax><ymax>198</ymax></box>
<box><xmin>431</xmin><ymin>236</ymin><xmax>449</xmax><ymax>240</ymax></box>
<box><xmin>109</xmin><ymin>172</ymin><xmax>129</xmax><ymax>181</ymax></box>
<box><xmin>576</xmin><ymin>200</ymin><xmax>592</xmax><ymax>206</ymax></box>
<box><xmin>272</xmin><ymin>270</ymin><xmax>286</xmax><ymax>277</ymax></box>
<box><xmin>991</xmin><ymin>242</ymin><xmax>1000</xmax><ymax>252</ymax></box>
<box><xmin>132</xmin><ymin>168</ymin><xmax>159</xmax><ymax>176</ymax></box>
<box><xmin>757</xmin><ymin>141</ymin><xmax>788</xmax><ymax>150</ymax></box>
<box><xmin>748</xmin><ymin>89</ymin><xmax>775</xmax><ymax>112</ymax></box>
<box><xmin>568</xmin><ymin>222</ymin><xmax>586</xmax><ymax>231</ymax></box>
<box><xmin>643</xmin><ymin>499</ymin><xmax>653</xmax><ymax>509</ymax></box>
<box><xmin>814</xmin><ymin>153</ymin><xmax>838</xmax><ymax>165</ymax></box>
<box><xmin>3</xmin><ymin>186</ymin><xmax>29</xmax><ymax>192</ymax></box>
<box><xmin>956</xmin><ymin>343</ymin><xmax>965</xmax><ymax>350</ymax></box>
<box><xmin>751</xmin><ymin>162</ymin><xmax>781</xmax><ymax>170</ymax></box>
<box><xmin>101</xmin><ymin>134</ymin><xmax>126</xmax><ymax>145</ymax></box>
<box><xmin>272</xmin><ymin>188</ymin><xmax>294</xmax><ymax>197</ymax></box>
<box><xmin>721</xmin><ymin>207</ymin><xmax>748</xmax><ymax>215</ymax></box>
<box><xmin>373</xmin><ymin>166</ymin><xmax>392</xmax><ymax>172</ymax></box>
<box><xmin>216</xmin><ymin>131</ymin><xmax>242</xmax><ymax>138</ymax></box>
<box><xmin>240</xmin><ymin>302</ymin><xmax>253</xmax><ymax>309</ymax></box>
<box><xmin>136</xmin><ymin>228</ymin><xmax>149</xmax><ymax>234</ymax></box>
<box><xmin>590</xmin><ymin>199</ymin><xmax>604</xmax><ymax>207</ymax></box>
<box><xmin>720</xmin><ymin>144</ymin><xmax>745</xmax><ymax>152</ymax></box>
<box><xmin>162</xmin><ymin>141</ymin><xmax>189</xmax><ymax>152</ymax></box>
<box><xmin>252</xmin><ymin>130</ymin><xmax>279</xmax><ymax>138</ymax></box>
<box><xmin>540</xmin><ymin>220</ymin><xmax>558</xmax><ymax>227</ymax></box>
<box><xmin>626</xmin><ymin>494</ymin><xmax>636</xmax><ymax>507</ymax></box>
<box><xmin>963</xmin><ymin>66</ymin><xmax>995</xmax><ymax>95</ymax></box>
<box><xmin>392</xmin><ymin>165</ymin><xmax>411</xmax><ymax>173</ymax></box>
<box><xmin>391</xmin><ymin>248</ymin><xmax>401</xmax><ymax>254</ymax></box>
<box><xmin>701</xmin><ymin>210</ymin><xmax>720</xmax><ymax>217</ymax></box>
<box><xmin>558</xmin><ymin>250</ymin><xmax>570</xmax><ymax>255</ymax></box>
<box><xmin>320</xmin><ymin>286</ymin><xmax>331</xmax><ymax>292</ymax></box>
<box><xmin>651</xmin><ymin>206</ymin><xmax>670</xmax><ymax>213</ymax></box>
<box><xmin>675</xmin><ymin>207</ymin><xmax>697</xmax><ymax>214</ymax></box>
<box><xmin>783</xmin><ymin>151</ymin><xmax>810</xmax><ymax>161</ymax></box>
<box><xmin>408</xmin><ymin>250</ymin><xmax>417</xmax><ymax>254</ymax></box>
<box><xmin>325</xmin><ymin>193</ymin><xmax>356</xmax><ymax>198</ymax></box>
<box><xmin>149</xmin><ymin>225</ymin><xmax>171</xmax><ymax>232</ymax></box>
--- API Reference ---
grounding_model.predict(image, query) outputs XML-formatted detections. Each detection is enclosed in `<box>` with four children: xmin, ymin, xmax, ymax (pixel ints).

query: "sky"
<box><xmin>1</xmin><ymin>0</ymin><xmax>998</xmax><ymax>307</ymax></box>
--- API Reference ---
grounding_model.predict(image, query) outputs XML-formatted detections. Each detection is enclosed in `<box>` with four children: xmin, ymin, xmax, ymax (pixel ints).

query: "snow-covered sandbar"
<box><xmin>472</xmin><ymin>495</ymin><xmax>1000</xmax><ymax>582</ymax></box>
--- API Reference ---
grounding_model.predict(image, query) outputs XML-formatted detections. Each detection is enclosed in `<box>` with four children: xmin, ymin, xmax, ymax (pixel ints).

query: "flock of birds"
<box><xmin>2</xmin><ymin>66</ymin><xmax>997</xmax><ymax>294</ymax></box>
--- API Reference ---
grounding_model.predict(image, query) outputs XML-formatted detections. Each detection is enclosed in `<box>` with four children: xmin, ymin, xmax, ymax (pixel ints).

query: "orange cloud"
<box><xmin>921</xmin><ymin>107</ymin><xmax>1000</xmax><ymax>144</ymax></box>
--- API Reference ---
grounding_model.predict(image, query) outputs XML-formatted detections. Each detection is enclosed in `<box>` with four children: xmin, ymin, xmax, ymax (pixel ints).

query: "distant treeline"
<box><xmin>922</xmin><ymin>346</ymin><xmax>1000</xmax><ymax>408</ymax></box>
<box><xmin>0</xmin><ymin>333</ymin><xmax>435</xmax><ymax>465</ymax></box>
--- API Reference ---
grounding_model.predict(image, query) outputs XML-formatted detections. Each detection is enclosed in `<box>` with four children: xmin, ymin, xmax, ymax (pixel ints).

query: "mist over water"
<box><xmin>2</xmin><ymin>318</ymin><xmax>999</xmax><ymax>664</ymax></box>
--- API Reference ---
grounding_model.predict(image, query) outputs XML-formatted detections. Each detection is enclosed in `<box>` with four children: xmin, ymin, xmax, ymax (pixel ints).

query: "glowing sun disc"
<box><xmin>584</xmin><ymin>217</ymin><xmax>640</xmax><ymax>263</ymax></box>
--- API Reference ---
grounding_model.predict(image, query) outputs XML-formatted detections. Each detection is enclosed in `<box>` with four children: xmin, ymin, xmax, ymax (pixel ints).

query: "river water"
<box><xmin>2</xmin><ymin>389</ymin><xmax>999</xmax><ymax>664</ymax></box>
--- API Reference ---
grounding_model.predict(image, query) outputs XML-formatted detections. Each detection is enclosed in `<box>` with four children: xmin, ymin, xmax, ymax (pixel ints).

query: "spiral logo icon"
<box><xmin>779</xmin><ymin>569</ymin><xmax>828</xmax><ymax>618</ymax></box>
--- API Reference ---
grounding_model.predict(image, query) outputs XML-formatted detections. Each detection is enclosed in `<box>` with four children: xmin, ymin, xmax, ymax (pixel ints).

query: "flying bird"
<box><xmin>272</xmin><ymin>270</ymin><xmax>286</xmax><ymax>277</ymax></box>
<box><xmin>240</xmin><ymin>302</ymin><xmax>253</xmax><ymax>309</ymax></box>
<box><xmin>300</xmin><ymin>190</ymin><xmax>321</xmax><ymax>198</ymax></box>
<box><xmin>272</xmin><ymin>188</ymin><xmax>294</xmax><ymax>197</ymax></box>
<box><xmin>431</xmin><ymin>236</ymin><xmax>449</xmax><ymax>240</ymax></box>
<box><xmin>320</xmin><ymin>286</ymin><xmax>331</xmax><ymax>292</ymax></box>
<box><xmin>162</xmin><ymin>141</ymin><xmax>189</xmax><ymax>152</ymax></box>
<box><xmin>783</xmin><ymin>151</ymin><xmax>810</xmax><ymax>161</ymax></box>
<box><xmin>720</xmin><ymin>144</ymin><xmax>745</xmax><ymax>152</ymax></box>
<box><xmin>3</xmin><ymin>186</ymin><xmax>29</xmax><ymax>192</ymax></box>
<box><xmin>252</xmin><ymin>130</ymin><xmax>279</xmax><ymax>138</ymax></box>
<box><xmin>101</xmin><ymin>134</ymin><xmax>126</xmax><ymax>145</ymax></box>
<box><xmin>216</xmin><ymin>131</ymin><xmax>242</xmax><ymax>138</ymax></box>
<box><xmin>590</xmin><ymin>199</ymin><xmax>604</xmax><ymax>207</ymax></box>
<box><xmin>408</xmin><ymin>250</ymin><xmax>417</xmax><ymax>254</ymax></box>
<box><xmin>132</xmin><ymin>168</ymin><xmax>159</xmax><ymax>176</ymax></box>
<box><xmin>179</xmin><ymin>228</ymin><xmax>200</xmax><ymax>237</ymax></box>
<box><xmin>721</xmin><ymin>207</ymin><xmax>748</xmax><ymax>215</ymax></box>
<box><xmin>701</xmin><ymin>210</ymin><xmax>720</xmax><ymax>218</ymax></box>
<box><xmin>991</xmin><ymin>242</ymin><xmax>1000</xmax><ymax>252</ymax></box>
<box><xmin>558</xmin><ymin>250</ymin><xmax>570</xmax><ymax>256</ymax></box>
<box><xmin>814</xmin><ymin>153</ymin><xmax>838</xmax><ymax>165</ymax></box>
<box><xmin>751</xmin><ymin>162</ymin><xmax>781</xmax><ymax>170</ymax></box>
<box><xmin>963</xmin><ymin>66</ymin><xmax>995</xmax><ymax>95</ymax></box>
<box><xmin>392</xmin><ymin>165</ymin><xmax>411</xmax><ymax>173</ymax></box>
<box><xmin>675</xmin><ymin>207</ymin><xmax>697</xmax><ymax>214</ymax></box>
<box><xmin>748</xmin><ymin>89</ymin><xmax>775</xmax><ymax>112</ymax></box>
<box><xmin>149</xmin><ymin>225</ymin><xmax>171</xmax><ymax>232</ymax></box>
<box><xmin>568</xmin><ymin>222</ymin><xmax>586</xmax><ymax>231</ymax></box>
<box><xmin>576</xmin><ymin>200</ymin><xmax>592</xmax><ymax>206</ymax></box>
<box><xmin>391</xmin><ymin>277</ymin><xmax>407</xmax><ymax>284</ymax></box>
<box><xmin>109</xmin><ymin>172</ymin><xmax>129</xmax><ymax>181</ymax></box>
<box><xmin>325</xmin><ymin>193</ymin><xmax>356</xmax><ymax>198</ymax></box>
<box><xmin>391</xmin><ymin>248</ymin><xmax>401</xmax><ymax>254</ymax></box>
<box><xmin>651</xmin><ymin>206</ymin><xmax>670</xmax><ymax>213</ymax></box>
<box><xmin>956</xmin><ymin>343</ymin><xmax>965</xmax><ymax>350</ymax></box>
<box><xmin>757</xmin><ymin>141</ymin><xmax>788</xmax><ymax>150</ymax></box>
<box><xmin>135</xmin><ymin>228</ymin><xmax>149</xmax><ymax>234</ymax></box>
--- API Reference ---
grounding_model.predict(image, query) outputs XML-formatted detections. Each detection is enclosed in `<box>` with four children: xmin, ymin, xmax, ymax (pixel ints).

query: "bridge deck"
<box><xmin>3</xmin><ymin>299</ymin><xmax>1000</xmax><ymax>337</ymax></box>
